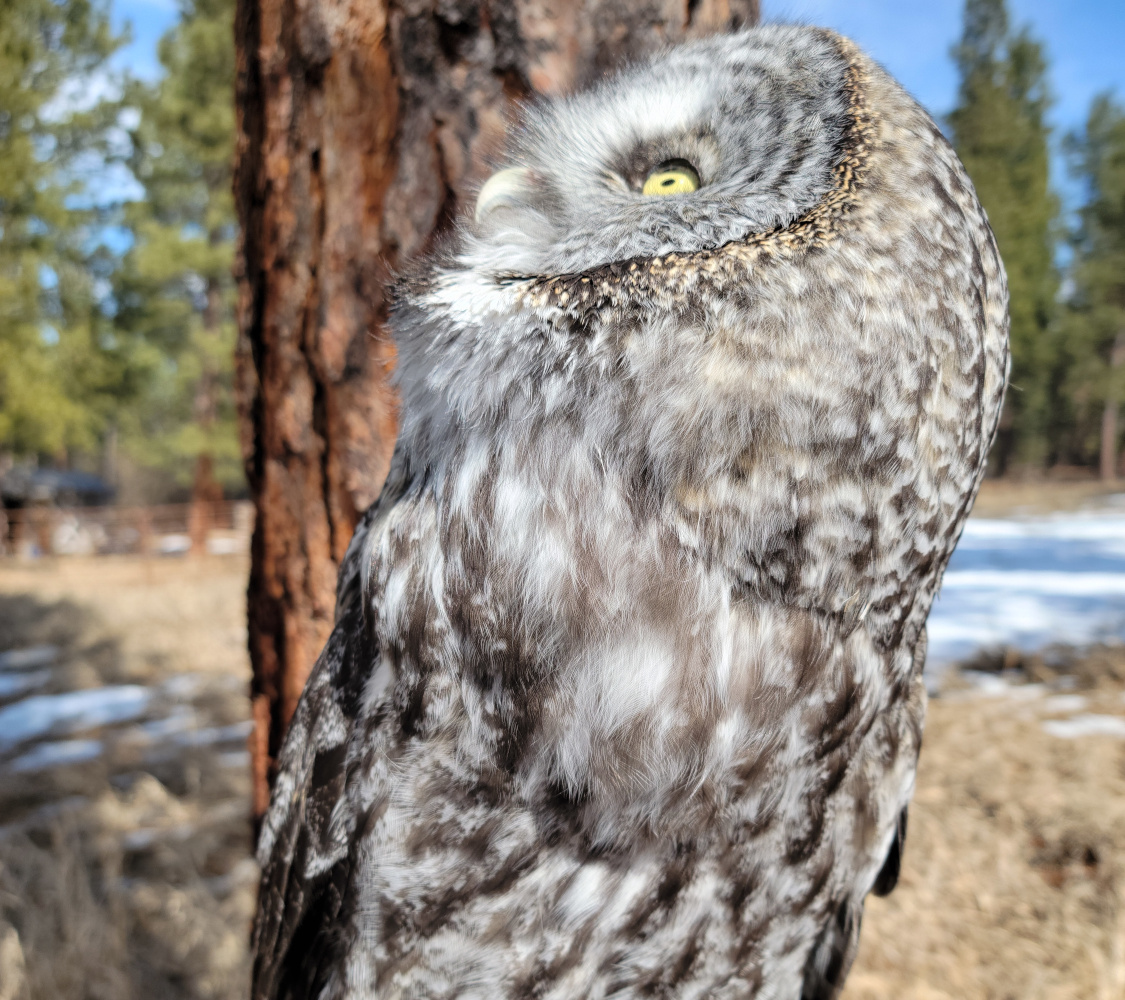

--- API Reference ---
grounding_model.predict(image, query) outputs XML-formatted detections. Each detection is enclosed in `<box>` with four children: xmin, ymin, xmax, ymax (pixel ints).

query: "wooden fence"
<box><xmin>0</xmin><ymin>501</ymin><xmax>254</xmax><ymax>558</ymax></box>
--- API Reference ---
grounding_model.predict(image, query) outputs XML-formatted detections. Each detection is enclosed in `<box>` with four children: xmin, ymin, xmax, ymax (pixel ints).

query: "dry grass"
<box><xmin>972</xmin><ymin>478</ymin><xmax>1124</xmax><ymax>518</ymax></box>
<box><xmin>0</xmin><ymin>555</ymin><xmax>250</xmax><ymax>682</ymax></box>
<box><xmin>848</xmin><ymin>652</ymin><xmax>1125</xmax><ymax>1000</ymax></box>
<box><xmin>1</xmin><ymin>553</ymin><xmax>1123</xmax><ymax>999</ymax></box>
<box><xmin>0</xmin><ymin>555</ymin><xmax>255</xmax><ymax>1000</ymax></box>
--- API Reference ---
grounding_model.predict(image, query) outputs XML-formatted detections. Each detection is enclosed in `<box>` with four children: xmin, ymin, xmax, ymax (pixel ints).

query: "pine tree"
<box><xmin>1063</xmin><ymin>95</ymin><xmax>1125</xmax><ymax>479</ymax></box>
<box><xmin>114</xmin><ymin>0</ymin><xmax>240</xmax><ymax>508</ymax></box>
<box><xmin>0</xmin><ymin>0</ymin><xmax>130</xmax><ymax>461</ymax></box>
<box><xmin>949</xmin><ymin>0</ymin><xmax>1059</xmax><ymax>470</ymax></box>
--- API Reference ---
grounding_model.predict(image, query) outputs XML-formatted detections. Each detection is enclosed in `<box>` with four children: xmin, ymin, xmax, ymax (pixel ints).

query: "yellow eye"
<box><xmin>642</xmin><ymin>161</ymin><xmax>700</xmax><ymax>196</ymax></box>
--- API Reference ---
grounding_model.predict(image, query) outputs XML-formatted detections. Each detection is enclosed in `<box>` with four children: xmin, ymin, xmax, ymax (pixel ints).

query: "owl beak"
<box><xmin>474</xmin><ymin>167</ymin><xmax>536</xmax><ymax>223</ymax></box>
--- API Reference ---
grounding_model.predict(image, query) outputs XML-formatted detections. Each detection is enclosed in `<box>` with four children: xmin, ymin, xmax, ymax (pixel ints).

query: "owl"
<box><xmin>251</xmin><ymin>25</ymin><xmax>1008</xmax><ymax>1000</ymax></box>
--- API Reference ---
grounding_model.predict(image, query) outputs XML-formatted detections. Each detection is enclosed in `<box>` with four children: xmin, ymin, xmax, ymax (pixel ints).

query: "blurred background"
<box><xmin>1</xmin><ymin>0</ymin><xmax>1124</xmax><ymax>997</ymax></box>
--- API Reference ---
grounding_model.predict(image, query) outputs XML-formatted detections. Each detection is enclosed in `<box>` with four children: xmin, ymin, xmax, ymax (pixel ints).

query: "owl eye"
<box><xmin>642</xmin><ymin>160</ymin><xmax>700</xmax><ymax>196</ymax></box>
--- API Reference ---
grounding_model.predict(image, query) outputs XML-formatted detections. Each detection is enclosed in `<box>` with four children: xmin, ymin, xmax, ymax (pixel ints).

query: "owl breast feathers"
<box><xmin>251</xmin><ymin>24</ymin><xmax>1008</xmax><ymax>1000</ymax></box>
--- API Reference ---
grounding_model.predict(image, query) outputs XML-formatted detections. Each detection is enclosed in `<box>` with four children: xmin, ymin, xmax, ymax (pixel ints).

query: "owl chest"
<box><xmin>352</xmin><ymin>645</ymin><xmax>911</xmax><ymax>1000</ymax></box>
<box><xmin>375</xmin><ymin>466</ymin><xmax>891</xmax><ymax>826</ymax></box>
<box><xmin>410</xmin><ymin>567</ymin><xmax>880</xmax><ymax>842</ymax></box>
<box><xmin>359</xmin><ymin>466</ymin><xmax>910</xmax><ymax>996</ymax></box>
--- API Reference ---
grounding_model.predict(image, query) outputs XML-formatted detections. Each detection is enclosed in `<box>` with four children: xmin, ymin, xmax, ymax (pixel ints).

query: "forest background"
<box><xmin>2</xmin><ymin>0</ymin><xmax>1125</xmax><ymax>506</ymax></box>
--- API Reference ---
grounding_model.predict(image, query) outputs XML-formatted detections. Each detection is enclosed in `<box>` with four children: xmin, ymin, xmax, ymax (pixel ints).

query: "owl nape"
<box><xmin>251</xmin><ymin>24</ymin><xmax>1008</xmax><ymax>1000</ymax></box>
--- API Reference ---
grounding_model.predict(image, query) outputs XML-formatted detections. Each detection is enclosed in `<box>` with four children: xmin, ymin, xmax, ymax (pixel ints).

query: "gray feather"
<box><xmin>252</xmin><ymin>24</ymin><xmax>1009</xmax><ymax>1000</ymax></box>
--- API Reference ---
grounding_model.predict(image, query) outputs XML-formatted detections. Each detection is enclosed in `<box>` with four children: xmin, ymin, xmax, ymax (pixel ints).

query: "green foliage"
<box><xmin>5</xmin><ymin>0</ymin><xmax>1118</xmax><ymax>490</ymax></box>
<box><xmin>949</xmin><ymin>0</ymin><xmax>1060</xmax><ymax>469</ymax></box>
<box><xmin>1060</xmin><ymin>96</ymin><xmax>1125</xmax><ymax>467</ymax></box>
<box><xmin>113</xmin><ymin>0</ymin><xmax>242</xmax><ymax>491</ymax></box>
<box><xmin>0</xmin><ymin>0</ymin><xmax>133</xmax><ymax>458</ymax></box>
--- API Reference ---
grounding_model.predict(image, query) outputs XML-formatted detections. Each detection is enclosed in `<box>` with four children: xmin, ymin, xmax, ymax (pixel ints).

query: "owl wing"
<box><xmin>870</xmin><ymin>806</ymin><xmax>908</xmax><ymax>898</ymax></box>
<box><xmin>800</xmin><ymin>897</ymin><xmax>863</xmax><ymax>1000</ymax></box>
<box><xmin>799</xmin><ymin>807</ymin><xmax>909</xmax><ymax>1000</ymax></box>
<box><xmin>250</xmin><ymin>492</ymin><xmax>401</xmax><ymax>1000</ymax></box>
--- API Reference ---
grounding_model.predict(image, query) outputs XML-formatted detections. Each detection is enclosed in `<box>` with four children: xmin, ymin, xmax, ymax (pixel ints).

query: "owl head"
<box><xmin>464</xmin><ymin>26</ymin><xmax>852</xmax><ymax>277</ymax></box>
<box><xmin>391</xmin><ymin>25</ymin><xmax>885</xmax><ymax>448</ymax></box>
<box><xmin>390</xmin><ymin>24</ymin><xmax>1006</xmax><ymax>619</ymax></box>
<box><xmin>379</xmin><ymin>20</ymin><xmax>1007</xmax><ymax>684</ymax></box>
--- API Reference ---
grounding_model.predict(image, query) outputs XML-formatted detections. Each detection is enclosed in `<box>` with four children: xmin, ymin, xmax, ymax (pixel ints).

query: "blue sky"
<box><xmin>777</xmin><ymin>0</ymin><xmax>1125</xmax><ymax>212</ymax></box>
<box><xmin>778</xmin><ymin>1</ymin><xmax>1125</xmax><ymax>145</ymax></box>
<box><xmin>109</xmin><ymin>0</ymin><xmax>178</xmax><ymax>82</ymax></box>
<box><xmin>110</xmin><ymin>0</ymin><xmax>1124</xmax><ymax>203</ymax></box>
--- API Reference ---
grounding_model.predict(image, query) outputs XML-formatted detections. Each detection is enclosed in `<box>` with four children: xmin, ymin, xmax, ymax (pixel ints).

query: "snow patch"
<box><xmin>0</xmin><ymin>670</ymin><xmax>52</xmax><ymax>699</ymax></box>
<box><xmin>1042</xmin><ymin>714</ymin><xmax>1125</xmax><ymax>740</ymax></box>
<box><xmin>10</xmin><ymin>739</ymin><xmax>104</xmax><ymax>772</ymax></box>
<box><xmin>0</xmin><ymin>646</ymin><xmax>59</xmax><ymax>671</ymax></box>
<box><xmin>1041</xmin><ymin>694</ymin><xmax>1089</xmax><ymax>714</ymax></box>
<box><xmin>0</xmin><ymin>686</ymin><xmax>151</xmax><ymax>751</ymax></box>
<box><xmin>928</xmin><ymin>511</ymin><xmax>1125</xmax><ymax>670</ymax></box>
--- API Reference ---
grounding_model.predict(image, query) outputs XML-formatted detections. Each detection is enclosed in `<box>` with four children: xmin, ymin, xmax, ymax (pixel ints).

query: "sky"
<box><xmin>109</xmin><ymin>0</ymin><xmax>1124</xmax><ymax>204</ymax></box>
<box><xmin>109</xmin><ymin>0</ymin><xmax>178</xmax><ymax>82</ymax></box>
<box><xmin>778</xmin><ymin>0</ymin><xmax>1125</xmax><ymax>145</ymax></box>
<box><xmin>776</xmin><ymin>0</ymin><xmax>1125</xmax><ymax>212</ymax></box>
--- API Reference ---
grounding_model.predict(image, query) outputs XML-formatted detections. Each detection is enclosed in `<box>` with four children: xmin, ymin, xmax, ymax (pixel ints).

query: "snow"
<box><xmin>157</xmin><ymin>534</ymin><xmax>191</xmax><ymax>555</ymax></box>
<box><xmin>0</xmin><ymin>685</ymin><xmax>152</xmax><ymax>751</ymax></box>
<box><xmin>1041</xmin><ymin>694</ymin><xmax>1089</xmax><ymax>714</ymax></box>
<box><xmin>942</xmin><ymin>570</ymin><xmax>1125</xmax><ymax>596</ymax></box>
<box><xmin>10</xmin><ymin>739</ymin><xmax>104</xmax><ymax>772</ymax></box>
<box><xmin>0</xmin><ymin>669</ymin><xmax>51</xmax><ymax>699</ymax></box>
<box><xmin>0</xmin><ymin>646</ymin><xmax>59</xmax><ymax>671</ymax></box>
<box><xmin>927</xmin><ymin>509</ymin><xmax>1125</xmax><ymax>670</ymax></box>
<box><xmin>1042</xmin><ymin>714</ymin><xmax>1125</xmax><ymax>740</ymax></box>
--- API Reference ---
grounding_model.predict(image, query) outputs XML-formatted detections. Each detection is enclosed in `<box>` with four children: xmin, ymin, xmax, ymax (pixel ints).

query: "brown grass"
<box><xmin>1</xmin><ymin>553</ymin><xmax>1123</xmax><ymax>999</ymax></box>
<box><xmin>0</xmin><ymin>555</ymin><xmax>255</xmax><ymax>1000</ymax></box>
<box><xmin>847</xmin><ymin>662</ymin><xmax>1125</xmax><ymax>1000</ymax></box>
<box><xmin>0</xmin><ymin>555</ymin><xmax>250</xmax><ymax>682</ymax></box>
<box><xmin>972</xmin><ymin>478</ymin><xmax>1124</xmax><ymax>518</ymax></box>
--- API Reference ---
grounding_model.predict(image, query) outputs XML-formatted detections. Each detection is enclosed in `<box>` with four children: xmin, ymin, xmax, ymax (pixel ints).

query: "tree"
<box><xmin>234</xmin><ymin>0</ymin><xmax>760</xmax><ymax>814</ymax></box>
<box><xmin>114</xmin><ymin>0</ymin><xmax>241</xmax><ymax>519</ymax></box>
<box><xmin>948</xmin><ymin>0</ymin><xmax>1059</xmax><ymax>470</ymax></box>
<box><xmin>0</xmin><ymin>0</ymin><xmax>129</xmax><ymax>463</ymax></box>
<box><xmin>1062</xmin><ymin>95</ymin><xmax>1125</xmax><ymax>480</ymax></box>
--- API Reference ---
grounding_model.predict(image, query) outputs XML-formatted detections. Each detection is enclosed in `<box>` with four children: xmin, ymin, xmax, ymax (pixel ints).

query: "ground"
<box><xmin>850</xmin><ymin>653</ymin><xmax>1125</xmax><ymax>1000</ymax></box>
<box><xmin>0</xmin><ymin>557</ymin><xmax>255</xmax><ymax>1000</ymax></box>
<box><xmin>969</xmin><ymin>477</ymin><xmax>1124</xmax><ymax>518</ymax></box>
<box><xmin>0</xmin><ymin>540</ymin><xmax>1123</xmax><ymax>999</ymax></box>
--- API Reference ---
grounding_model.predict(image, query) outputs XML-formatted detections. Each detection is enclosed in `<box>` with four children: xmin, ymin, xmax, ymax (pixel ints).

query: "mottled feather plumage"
<box><xmin>252</xmin><ymin>24</ymin><xmax>1009</xmax><ymax>1000</ymax></box>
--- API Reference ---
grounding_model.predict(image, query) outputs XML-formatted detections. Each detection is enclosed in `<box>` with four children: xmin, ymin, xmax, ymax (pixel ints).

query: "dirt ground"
<box><xmin>0</xmin><ymin>556</ymin><xmax>255</xmax><ymax>1000</ymax></box>
<box><xmin>971</xmin><ymin>477</ymin><xmax>1124</xmax><ymax>517</ymax></box>
<box><xmin>0</xmin><ymin>553</ymin><xmax>1123</xmax><ymax>999</ymax></box>
<box><xmin>849</xmin><ymin>650</ymin><xmax>1125</xmax><ymax>1000</ymax></box>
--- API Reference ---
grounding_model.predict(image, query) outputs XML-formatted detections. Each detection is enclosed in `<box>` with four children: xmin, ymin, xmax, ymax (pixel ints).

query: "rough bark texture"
<box><xmin>234</xmin><ymin>0</ymin><xmax>760</xmax><ymax>816</ymax></box>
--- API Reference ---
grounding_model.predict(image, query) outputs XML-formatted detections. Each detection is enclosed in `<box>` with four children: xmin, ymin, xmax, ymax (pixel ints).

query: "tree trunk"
<box><xmin>189</xmin><ymin>279</ymin><xmax>226</xmax><ymax>554</ymax></box>
<box><xmin>188</xmin><ymin>454</ymin><xmax>223</xmax><ymax>553</ymax></box>
<box><xmin>1100</xmin><ymin>332</ymin><xmax>1125</xmax><ymax>482</ymax></box>
<box><xmin>234</xmin><ymin>0</ymin><xmax>760</xmax><ymax>816</ymax></box>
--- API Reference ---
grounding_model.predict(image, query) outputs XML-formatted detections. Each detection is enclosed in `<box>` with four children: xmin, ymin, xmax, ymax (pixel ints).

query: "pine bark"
<box><xmin>234</xmin><ymin>0</ymin><xmax>760</xmax><ymax>815</ymax></box>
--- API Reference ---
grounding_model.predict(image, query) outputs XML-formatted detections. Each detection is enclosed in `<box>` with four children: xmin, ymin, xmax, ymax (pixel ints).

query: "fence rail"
<box><xmin>0</xmin><ymin>501</ymin><xmax>254</xmax><ymax>558</ymax></box>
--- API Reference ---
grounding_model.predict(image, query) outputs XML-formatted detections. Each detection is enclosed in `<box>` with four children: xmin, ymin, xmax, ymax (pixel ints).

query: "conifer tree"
<box><xmin>114</xmin><ymin>0</ymin><xmax>240</xmax><ymax>506</ymax></box>
<box><xmin>949</xmin><ymin>0</ymin><xmax>1059</xmax><ymax>470</ymax></box>
<box><xmin>1063</xmin><ymin>96</ymin><xmax>1125</xmax><ymax>479</ymax></box>
<box><xmin>0</xmin><ymin>0</ymin><xmax>129</xmax><ymax>461</ymax></box>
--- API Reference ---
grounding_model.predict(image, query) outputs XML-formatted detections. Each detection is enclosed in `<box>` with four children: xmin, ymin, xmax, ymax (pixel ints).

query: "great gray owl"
<box><xmin>251</xmin><ymin>24</ymin><xmax>1008</xmax><ymax>1000</ymax></box>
